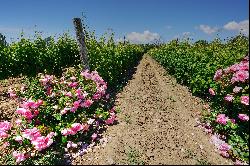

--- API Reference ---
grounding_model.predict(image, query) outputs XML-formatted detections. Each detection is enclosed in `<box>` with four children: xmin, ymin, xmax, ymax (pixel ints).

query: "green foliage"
<box><xmin>0</xmin><ymin>33</ymin><xmax>79</xmax><ymax>79</ymax></box>
<box><xmin>0</xmin><ymin>31</ymin><xmax>145</xmax><ymax>89</ymax></box>
<box><xmin>148</xmin><ymin>35</ymin><xmax>249</xmax><ymax>97</ymax></box>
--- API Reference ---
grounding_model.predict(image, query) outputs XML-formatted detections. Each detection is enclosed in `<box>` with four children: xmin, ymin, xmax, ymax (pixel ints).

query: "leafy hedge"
<box><xmin>148</xmin><ymin>35</ymin><xmax>249</xmax><ymax>97</ymax></box>
<box><xmin>0</xmin><ymin>33</ymin><xmax>145</xmax><ymax>89</ymax></box>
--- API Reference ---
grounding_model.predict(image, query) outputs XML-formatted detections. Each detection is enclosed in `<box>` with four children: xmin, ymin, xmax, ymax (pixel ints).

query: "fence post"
<box><xmin>73</xmin><ymin>18</ymin><xmax>90</xmax><ymax>70</ymax></box>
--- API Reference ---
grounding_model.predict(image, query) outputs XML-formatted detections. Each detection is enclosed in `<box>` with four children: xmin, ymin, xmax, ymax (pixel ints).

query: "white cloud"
<box><xmin>198</xmin><ymin>25</ymin><xmax>218</xmax><ymax>35</ymax></box>
<box><xmin>223</xmin><ymin>20</ymin><xmax>249</xmax><ymax>35</ymax></box>
<box><xmin>165</xmin><ymin>25</ymin><xmax>172</xmax><ymax>29</ymax></box>
<box><xmin>126</xmin><ymin>30</ymin><xmax>160</xmax><ymax>43</ymax></box>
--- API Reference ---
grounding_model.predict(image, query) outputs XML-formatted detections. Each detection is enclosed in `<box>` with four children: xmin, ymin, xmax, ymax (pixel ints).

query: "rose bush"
<box><xmin>0</xmin><ymin>68</ymin><xmax>117</xmax><ymax>165</ymax></box>
<box><xmin>206</xmin><ymin>55</ymin><xmax>249</xmax><ymax>163</ymax></box>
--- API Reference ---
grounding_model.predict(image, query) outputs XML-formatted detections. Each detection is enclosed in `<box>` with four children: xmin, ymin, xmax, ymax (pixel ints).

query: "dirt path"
<box><xmin>72</xmin><ymin>55</ymin><xmax>232</xmax><ymax>165</ymax></box>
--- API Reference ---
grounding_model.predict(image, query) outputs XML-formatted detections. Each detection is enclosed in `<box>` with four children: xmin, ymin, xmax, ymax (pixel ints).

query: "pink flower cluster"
<box><xmin>233</xmin><ymin>86</ymin><xmax>242</xmax><ymax>93</ymax></box>
<box><xmin>81</xmin><ymin>70</ymin><xmax>108</xmax><ymax>100</ymax></box>
<box><xmin>238</xmin><ymin>114</ymin><xmax>249</xmax><ymax>121</ymax></box>
<box><xmin>219</xmin><ymin>143</ymin><xmax>231</xmax><ymax>158</ymax></box>
<box><xmin>210</xmin><ymin>134</ymin><xmax>231</xmax><ymax>158</ymax></box>
<box><xmin>228</xmin><ymin>57</ymin><xmax>249</xmax><ymax>84</ymax></box>
<box><xmin>39</xmin><ymin>74</ymin><xmax>54</xmax><ymax>86</ymax></box>
<box><xmin>209</xmin><ymin>88</ymin><xmax>216</xmax><ymax>96</ymax></box>
<box><xmin>22</xmin><ymin>128</ymin><xmax>55</xmax><ymax>151</ymax></box>
<box><xmin>12</xmin><ymin>151</ymin><xmax>26</xmax><ymax>163</ymax></box>
<box><xmin>61</xmin><ymin>123</ymin><xmax>89</xmax><ymax>136</ymax></box>
<box><xmin>213</xmin><ymin>69</ymin><xmax>223</xmax><ymax>81</ymax></box>
<box><xmin>16</xmin><ymin>99</ymin><xmax>43</xmax><ymax>119</ymax></box>
<box><xmin>105</xmin><ymin>112</ymin><xmax>116</xmax><ymax>125</ymax></box>
<box><xmin>224</xmin><ymin>94</ymin><xmax>234</xmax><ymax>102</ymax></box>
<box><xmin>240</xmin><ymin>96</ymin><xmax>249</xmax><ymax>106</ymax></box>
<box><xmin>60</xmin><ymin>98</ymin><xmax>94</xmax><ymax>115</ymax></box>
<box><xmin>216</xmin><ymin>114</ymin><xmax>229</xmax><ymax>125</ymax></box>
<box><xmin>0</xmin><ymin>121</ymin><xmax>11</xmax><ymax>139</ymax></box>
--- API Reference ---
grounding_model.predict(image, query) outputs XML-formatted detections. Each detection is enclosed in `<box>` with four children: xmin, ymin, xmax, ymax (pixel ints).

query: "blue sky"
<box><xmin>0</xmin><ymin>0</ymin><xmax>249</xmax><ymax>43</ymax></box>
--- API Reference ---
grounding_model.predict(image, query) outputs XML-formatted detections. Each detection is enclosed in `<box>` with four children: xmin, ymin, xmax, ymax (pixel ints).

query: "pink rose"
<box><xmin>229</xmin><ymin>64</ymin><xmax>240</xmax><ymax>72</ymax></box>
<box><xmin>224</xmin><ymin>94</ymin><xmax>234</xmax><ymax>102</ymax></box>
<box><xmin>73</xmin><ymin>101</ymin><xmax>80</xmax><ymax>109</ymax></box>
<box><xmin>31</xmin><ymin>136</ymin><xmax>53</xmax><ymax>151</ymax></box>
<box><xmin>91</xmin><ymin>133</ymin><xmax>98</xmax><ymax>141</ymax></box>
<box><xmin>233</xmin><ymin>86</ymin><xmax>242</xmax><ymax>93</ymax></box>
<box><xmin>0</xmin><ymin>121</ymin><xmax>11</xmax><ymax>131</ymax></box>
<box><xmin>81</xmin><ymin>70</ymin><xmax>92</xmax><ymax>79</ymax></box>
<box><xmin>238</xmin><ymin>114</ymin><xmax>249</xmax><ymax>121</ymax></box>
<box><xmin>81</xmin><ymin>99</ymin><xmax>93</xmax><ymax>108</ymax></box>
<box><xmin>216</xmin><ymin>114</ymin><xmax>228</xmax><ymax>125</ymax></box>
<box><xmin>14</xmin><ymin>135</ymin><xmax>23</xmax><ymax>144</ymax></box>
<box><xmin>0</xmin><ymin>130</ymin><xmax>8</xmax><ymax>138</ymax></box>
<box><xmin>65</xmin><ymin>92</ymin><xmax>73</xmax><ymax>98</ymax></box>
<box><xmin>12</xmin><ymin>151</ymin><xmax>26</xmax><ymax>163</ymax></box>
<box><xmin>71</xmin><ymin>123</ymin><xmax>83</xmax><ymax>132</ymax></box>
<box><xmin>213</xmin><ymin>69</ymin><xmax>223</xmax><ymax>81</ymax></box>
<box><xmin>219</xmin><ymin>143</ymin><xmax>231</xmax><ymax>151</ymax></box>
<box><xmin>68</xmin><ymin>82</ymin><xmax>78</xmax><ymax>88</ymax></box>
<box><xmin>209</xmin><ymin>88</ymin><xmax>216</xmax><ymax>96</ymax></box>
<box><xmin>92</xmin><ymin>93</ymin><xmax>102</xmax><ymax>100</ymax></box>
<box><xmin>36</xmin><ymin>99</ymin><xmax>43</xmax><ymax>106</ymax></box>
<box><xmin>219</xmin><ymin>151</ymin><xmax>230</xmax><ymax>158</ymax></box>
<box><xmin>241</xmin><ymin>96</ymin><xmax>249</xmax><ymax>105</ymax></box>
<box><xmin>22</xmin><ymin>127</ymin><xmax>41</xmax><ymax>141</ymax></box>
<box><xmin>16</xmin><ymin>108</ymin><xmax>33</xmax><ymax>119</ymax></box>
<box><xmin>232</xmin><ymin>70</ymin><xmax>249</xmax><ymax>82</ymax></box>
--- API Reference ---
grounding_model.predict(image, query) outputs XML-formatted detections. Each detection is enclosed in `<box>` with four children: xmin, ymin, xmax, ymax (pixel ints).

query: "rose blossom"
<box><xmin>14</xmin><ymin>135</ymin><xmax>23</xmax><ymax>144</ymax></box>
<box><xmin>0</xmin><ymin>121</ymin><xmax>11</xmax><ymax>131</ymax></box>
<box><xmin>216</xmin><ymin>114</ymin><xmax>228</xmax><ymax>125</ymax></box>
<box><xmin>224</xmin><ymin>94</ymin><xmax>234</xmax><ymax>102</ymax></box>
<box><xmin>0</xmin><ymin>130</ymin><xmax>8</xmax><ymax>138</ymax></box>
<box><xmin>233</xmin><ymin>86</ymin><xmax>242</xmax><ymax>93</ymax></box>
<box><xmin>15</xmin><ymin>119</ymin><xmax>22</xmax><ymax>125</ymax></box>
<box><xmin>71</xmin><ymin>123</ymin><xmax>83</xmax><ymax>132</ymax></box>
<box><xmin>12</xmin><ymin>151</ymin><xmax>26</xmax><ymax>163</ymax></box>
<box><xmin>91</xmin><ymin>133</ymin><xmax>98</xmax><ymax>141</ymax></box>
<box><xmin>238</xmin><ymin>114</ymin><xmax>249</xmax><ymax>121</ymax></box>
<box><xmin>209</xmin><ymin>88</ymin><xmax>216</xmax><ymax>96</ymax></box>
<box><xmin>234</xmin><ymin>70</ymin><xmax>249</xmax><ymax>82</ymax></box>
<box><xmin>81</xmin><ymin>99</ymin><xmax>94</xmax><ymax>108</ymax></box>
<box><xmin>219</xmin><ymin>143</ymin><xmax>231</xmax><ymax>151</ymax></box>
<box><xmin>65</xmin><ymin>92</ymin><xmax>73</xmax><ymax>98</ymax></box>
<box><xmin>213</xmin><ymin>69</ymin><xmax>223</xmax><ymax>81</ymax></box>
<box><xmin>240</xmin><ymin>96</ymin><xmax>249</xmax><ymax>105</ymax></box>
<box><xmin>31</xmin><ymin>135</ymin><xmax>54</xmax><ymax>151</ymax></box>
<box><xmin>22</xmin><ymin>127</ymin><xmax>41</xmax><ymax>141</ymax></box>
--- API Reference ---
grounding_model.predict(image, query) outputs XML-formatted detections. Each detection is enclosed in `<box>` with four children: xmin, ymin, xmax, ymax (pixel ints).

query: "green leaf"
<box><xmin>62</xmin><ymin>136</ymin><xmax>67</xmax><ymax>144</ymax></box>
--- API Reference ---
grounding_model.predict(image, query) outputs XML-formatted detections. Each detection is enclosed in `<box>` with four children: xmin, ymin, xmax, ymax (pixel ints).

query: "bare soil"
<box><xmin>72</xmin><ymin>55</ymin><xmax>232</xmax><ymax>165</ymax></box>
<box><xmin>0</xmin><ymin>77</ymin><xmax>24</xmax><ymax>122</ymax></box>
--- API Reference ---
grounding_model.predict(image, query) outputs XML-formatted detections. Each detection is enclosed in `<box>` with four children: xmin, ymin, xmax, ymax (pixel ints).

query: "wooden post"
<box><xmin>73</xmin><ymin>18</ymin><xmax>90</xmax><ymax>70</ymax></box>
<box><xmin>123</xmin><ymin>36</ymin><xmax>126</xmax><ymax>45</ymax></box>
